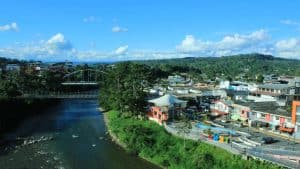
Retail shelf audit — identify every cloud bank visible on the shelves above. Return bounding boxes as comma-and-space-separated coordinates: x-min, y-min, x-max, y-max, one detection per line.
1, 29, 300, 61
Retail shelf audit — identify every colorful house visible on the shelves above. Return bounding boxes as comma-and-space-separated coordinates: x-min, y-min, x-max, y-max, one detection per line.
231, 103, 250, 122
231, 101, 280, 125
249, 109, 293, 132
148, 94, 187, 125
210, 100, 231, 116
147, 106, 168, 125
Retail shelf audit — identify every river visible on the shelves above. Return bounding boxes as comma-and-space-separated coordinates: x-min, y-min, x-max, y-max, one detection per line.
0, 99, 160, 169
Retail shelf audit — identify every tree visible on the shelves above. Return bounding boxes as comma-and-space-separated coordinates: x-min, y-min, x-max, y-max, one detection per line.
98, 62, 153, 117
226, 75, 233, 82
44, 69, 65, 91
0, 73, 21, 97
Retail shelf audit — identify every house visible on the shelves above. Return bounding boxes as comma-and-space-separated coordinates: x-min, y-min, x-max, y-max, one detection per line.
5, 64, 20, 72
231, 100, 279, 123
231, 100, 295, 134
231, 102, 251, 122
263, 74, 278, 83
197, 90, 227, 104
252, 83, 293, 106
278, 76, 300, 85
147, 94, 187, 125
148, 106, 169, 125
219, 81, 249, 91
176, 89, 189, 95
256, 84, 291, 96
294, 82, 300, 101
249, 108, 293, 133
209, 100, 232, 116
168, 75, 185, 86
226, 90, 249, 101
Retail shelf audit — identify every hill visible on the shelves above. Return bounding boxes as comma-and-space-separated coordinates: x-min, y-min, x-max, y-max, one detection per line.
135, 53, 300, 81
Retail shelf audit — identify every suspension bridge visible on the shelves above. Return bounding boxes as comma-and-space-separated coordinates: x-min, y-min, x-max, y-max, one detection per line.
17, 69, 105, 99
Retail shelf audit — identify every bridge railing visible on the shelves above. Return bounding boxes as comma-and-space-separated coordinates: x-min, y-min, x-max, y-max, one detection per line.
19, 90, 99, 99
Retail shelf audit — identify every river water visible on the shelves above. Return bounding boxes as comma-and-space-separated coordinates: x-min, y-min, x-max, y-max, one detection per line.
0, 99, 160, 169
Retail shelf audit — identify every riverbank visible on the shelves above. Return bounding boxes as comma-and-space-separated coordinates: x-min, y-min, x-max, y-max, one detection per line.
104, 110, 282, 169
103, 111, 164, 169
103, 111, 128, 149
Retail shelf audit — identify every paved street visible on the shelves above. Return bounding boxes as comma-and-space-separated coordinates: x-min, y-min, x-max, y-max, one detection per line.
214, 120, 300, 152
166, 121, 300, 169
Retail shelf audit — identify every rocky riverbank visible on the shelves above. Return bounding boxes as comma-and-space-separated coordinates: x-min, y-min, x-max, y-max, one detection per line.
0, 133, 67, 169
103, 112, 127, 149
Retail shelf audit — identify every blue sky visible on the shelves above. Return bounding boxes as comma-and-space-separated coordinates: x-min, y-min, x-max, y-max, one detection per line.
1, 0, 300, 61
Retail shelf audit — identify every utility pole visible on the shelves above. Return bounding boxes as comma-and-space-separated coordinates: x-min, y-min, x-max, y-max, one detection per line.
229, 108, 233, 148
293, 124, 296, 151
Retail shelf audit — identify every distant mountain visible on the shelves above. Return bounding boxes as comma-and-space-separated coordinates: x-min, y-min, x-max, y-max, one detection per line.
136, 53, 300, 81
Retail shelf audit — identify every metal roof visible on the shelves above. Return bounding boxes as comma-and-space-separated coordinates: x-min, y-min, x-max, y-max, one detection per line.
257, 84, 290, 90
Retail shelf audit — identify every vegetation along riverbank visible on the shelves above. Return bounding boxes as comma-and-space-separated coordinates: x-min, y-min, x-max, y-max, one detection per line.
105, 110, 281, 169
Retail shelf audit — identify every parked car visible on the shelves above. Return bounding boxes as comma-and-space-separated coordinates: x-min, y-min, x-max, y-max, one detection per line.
261, 137, 277, 144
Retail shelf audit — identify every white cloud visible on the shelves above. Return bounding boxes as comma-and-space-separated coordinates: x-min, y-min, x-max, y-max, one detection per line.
217, 29, 268, 49
115, 45, 128, 55
47, 33, 65, 44
280, 19, 300, 26
275, 38, 300, 59
46, 33, 73, 53
176, 29, 269, 56
0, 22, 18, 32
0, 33, 75, 61
112, 26, 128, 32
83, 16, 97, 23
275, 38, 299, 51
176, 35, 211, 53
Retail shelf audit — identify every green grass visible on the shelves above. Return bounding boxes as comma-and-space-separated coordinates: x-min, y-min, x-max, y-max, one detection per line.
107, 110, 282, 169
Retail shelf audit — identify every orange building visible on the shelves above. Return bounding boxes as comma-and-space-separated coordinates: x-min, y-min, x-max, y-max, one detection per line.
147, 106, 168, 125
292, 101, 300, 138
147, 94, 187, 125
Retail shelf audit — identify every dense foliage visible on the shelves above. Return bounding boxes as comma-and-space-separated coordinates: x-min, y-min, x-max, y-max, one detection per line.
99, 62, 154, 116
107, 111, 281, 169
135, 53, 300, 81
0, 57, 99, 97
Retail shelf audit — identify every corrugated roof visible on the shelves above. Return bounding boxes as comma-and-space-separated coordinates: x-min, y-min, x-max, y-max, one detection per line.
257, 84, 290, 90
234, 100, 290, 117
148, 94, 186, 107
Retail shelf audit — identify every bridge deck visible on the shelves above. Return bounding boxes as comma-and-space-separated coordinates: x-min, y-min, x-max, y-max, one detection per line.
18, 94, 98, 99
61, 82, 98, 85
